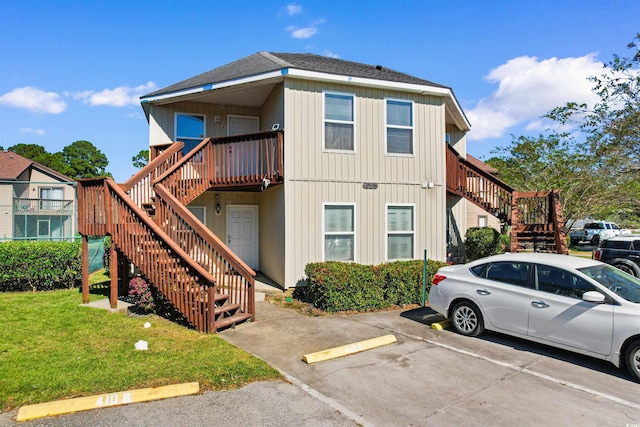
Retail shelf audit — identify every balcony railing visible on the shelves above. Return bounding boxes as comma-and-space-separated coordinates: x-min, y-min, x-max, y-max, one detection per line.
14, 198, 74, 213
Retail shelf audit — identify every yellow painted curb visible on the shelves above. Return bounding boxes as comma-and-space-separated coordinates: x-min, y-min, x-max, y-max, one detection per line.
303, 334, 397, 364
431, 319, 451, 330
16, 382, 199, 422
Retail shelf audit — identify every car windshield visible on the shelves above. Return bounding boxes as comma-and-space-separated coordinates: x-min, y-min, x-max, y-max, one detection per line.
579, 264, 640, 302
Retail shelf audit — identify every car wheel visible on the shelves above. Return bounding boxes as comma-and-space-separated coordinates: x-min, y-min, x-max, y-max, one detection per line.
614, 263, 640, 278
451, 301, 484, 337
625, 340, 640, 382
591, 235, 600, 246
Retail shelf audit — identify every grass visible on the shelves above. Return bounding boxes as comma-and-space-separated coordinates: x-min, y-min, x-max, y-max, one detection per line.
0, 271, 282, 412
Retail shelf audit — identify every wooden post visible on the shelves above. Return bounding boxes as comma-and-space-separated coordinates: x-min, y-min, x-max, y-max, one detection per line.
510, 191, 519, 253
110, 242, 118, 309
207, 286, 216, 333
82, 235, 89, 304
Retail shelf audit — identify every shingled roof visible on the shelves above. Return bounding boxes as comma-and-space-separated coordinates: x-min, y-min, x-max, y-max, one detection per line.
143, 51, 449, 99
0, 151, 73, 182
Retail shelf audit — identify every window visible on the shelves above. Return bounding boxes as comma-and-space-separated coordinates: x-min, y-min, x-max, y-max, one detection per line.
386, 99, 413, 155
39, 187, 64, 210
536, 264, 596, 299
324, 204, 355, 261
228, 115, 259, 136
176, 113, 205, 155
324, 92, 354, 151
387, 205, 414, 260
478, 216, 488, 227
187, 206, 206, 225
485, 262, 531, 287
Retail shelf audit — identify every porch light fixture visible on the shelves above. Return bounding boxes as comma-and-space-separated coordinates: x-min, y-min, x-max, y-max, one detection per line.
215, 194, 222, 215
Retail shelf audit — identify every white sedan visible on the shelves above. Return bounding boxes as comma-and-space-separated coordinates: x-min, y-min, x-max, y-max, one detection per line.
429, 253, 640, 382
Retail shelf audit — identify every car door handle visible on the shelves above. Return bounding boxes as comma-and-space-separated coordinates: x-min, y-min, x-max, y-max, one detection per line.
476, 289, 491, 296
531, 301, 549, 308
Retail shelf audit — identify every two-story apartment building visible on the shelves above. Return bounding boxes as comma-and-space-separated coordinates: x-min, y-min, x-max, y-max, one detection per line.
0, 151, 77, 241
139, 52, 472, 288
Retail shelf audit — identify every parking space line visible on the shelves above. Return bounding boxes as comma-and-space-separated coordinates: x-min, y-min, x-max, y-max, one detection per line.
394, 329, 640, 411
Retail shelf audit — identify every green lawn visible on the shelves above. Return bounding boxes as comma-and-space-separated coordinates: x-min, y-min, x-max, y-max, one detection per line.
0, 272, 281, 412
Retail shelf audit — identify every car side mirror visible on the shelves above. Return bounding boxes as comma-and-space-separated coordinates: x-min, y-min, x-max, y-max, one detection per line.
583, 291, 606, 303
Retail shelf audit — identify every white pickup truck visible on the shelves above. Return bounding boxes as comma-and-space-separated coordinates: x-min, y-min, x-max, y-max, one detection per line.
568, 221, 628, 246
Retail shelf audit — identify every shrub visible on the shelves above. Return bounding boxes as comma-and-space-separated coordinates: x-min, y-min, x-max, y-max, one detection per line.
295, 259, 447, 313
465, 227, 502, 261
128, 276, 155, 313
0, 241, 81, 292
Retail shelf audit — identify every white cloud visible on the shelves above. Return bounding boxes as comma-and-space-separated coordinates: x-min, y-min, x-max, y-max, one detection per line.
466, 54, 603, 140
286, 2, 302, 15
0, 86, 66, 114
20, 127, 46, 136
69, 82, 158, 107
322, 50, 339, 59
286, 25, 318, 39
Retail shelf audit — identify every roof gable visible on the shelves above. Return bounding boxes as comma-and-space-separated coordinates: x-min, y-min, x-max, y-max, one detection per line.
0, 151, 73, 182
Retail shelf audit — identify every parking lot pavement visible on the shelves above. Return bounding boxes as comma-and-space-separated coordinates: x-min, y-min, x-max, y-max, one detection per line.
221, 302, 640, 426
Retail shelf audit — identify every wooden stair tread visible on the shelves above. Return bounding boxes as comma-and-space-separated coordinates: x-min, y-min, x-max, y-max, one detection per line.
214, 303, 240, 315
215, 312, 252, 330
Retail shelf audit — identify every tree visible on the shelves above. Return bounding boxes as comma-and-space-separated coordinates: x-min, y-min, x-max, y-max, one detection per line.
8, 143, 69, 176
487, 35, 640, 227
132, 149, 149, 169
61, 140, 110, 179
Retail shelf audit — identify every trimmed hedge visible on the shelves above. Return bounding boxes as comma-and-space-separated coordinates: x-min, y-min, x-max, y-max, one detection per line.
295, 259, 448, 313
0, 241, 82, 292
465, 227, 502, 261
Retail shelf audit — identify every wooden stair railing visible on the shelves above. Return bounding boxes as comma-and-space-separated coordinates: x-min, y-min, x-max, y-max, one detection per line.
153, 183, 255, 325
446, 144, 514, 222
154, 130, 284, 207
446, 144, 567, 255
120, 141, 184, 212
510, 190, 568, 254
78, 178, 240, 332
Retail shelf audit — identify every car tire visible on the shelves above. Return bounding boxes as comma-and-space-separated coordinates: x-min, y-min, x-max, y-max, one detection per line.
615, 262, 640, 278
451, 301, 484, 337
591, 235, 600, 246
625, 340, 640, 383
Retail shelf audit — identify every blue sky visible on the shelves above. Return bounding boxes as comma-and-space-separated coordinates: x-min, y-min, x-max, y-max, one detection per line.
1, 0, 638, 182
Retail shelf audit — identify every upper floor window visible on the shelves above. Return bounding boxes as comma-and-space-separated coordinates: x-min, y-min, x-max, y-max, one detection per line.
387, 205, 414, 260
39, 187, 64, 210
324, 92, 354, 151
324, 204, 355, 261
175, 113, 205, 155
386, 99, 413, 155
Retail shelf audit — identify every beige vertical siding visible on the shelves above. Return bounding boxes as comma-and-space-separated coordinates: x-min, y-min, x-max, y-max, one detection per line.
189, 187, 286, 286
0, 185, 13, 239
282, 79, 449, 287
466, 202, 501, 231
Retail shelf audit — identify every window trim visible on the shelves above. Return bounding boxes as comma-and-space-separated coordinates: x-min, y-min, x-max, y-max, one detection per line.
384, 98, 414, 157
175, 112, 206, 143
322, 91, 356, 153
385, 203, 416, 261
322, 202, 356, 262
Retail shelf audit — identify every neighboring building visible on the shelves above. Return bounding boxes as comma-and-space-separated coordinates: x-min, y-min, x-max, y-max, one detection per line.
139, 52, 473, 288
0, 151, 77, 241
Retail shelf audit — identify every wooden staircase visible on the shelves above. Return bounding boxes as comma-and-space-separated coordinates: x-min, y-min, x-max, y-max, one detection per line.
446, 145, 568, 255
78, 130, 284, 333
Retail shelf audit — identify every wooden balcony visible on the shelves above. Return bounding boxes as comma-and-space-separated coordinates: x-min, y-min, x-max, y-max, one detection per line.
154, 130, 284, 206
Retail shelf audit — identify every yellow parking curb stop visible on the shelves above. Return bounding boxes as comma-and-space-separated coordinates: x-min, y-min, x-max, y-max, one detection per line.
303, 334, 397, 364
431, 319, 451, 330
16, 382, 200, 421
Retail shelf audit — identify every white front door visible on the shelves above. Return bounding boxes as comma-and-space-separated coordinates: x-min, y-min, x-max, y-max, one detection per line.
227, 205, 258, 270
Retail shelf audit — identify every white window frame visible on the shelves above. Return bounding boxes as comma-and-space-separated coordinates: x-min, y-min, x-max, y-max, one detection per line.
385, 203, 416, 261
322, 91, 356, 153
39, 186, 64, 210
385, 98, 414, 156
322, 202, 356, 262
175, 112, 206, 150
227, 114, 260, 136
478, 215, 488, 228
